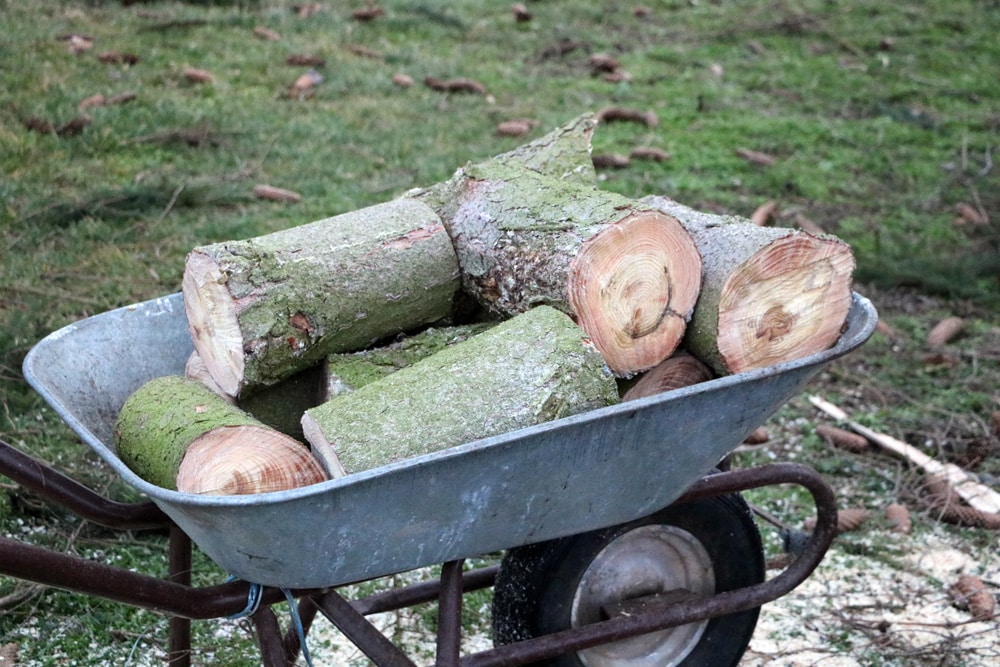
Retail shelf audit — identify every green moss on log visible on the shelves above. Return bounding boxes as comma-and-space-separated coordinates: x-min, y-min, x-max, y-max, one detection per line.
115, 375, 264, 489
325, 322, 496, 393
302, 306, 618, 475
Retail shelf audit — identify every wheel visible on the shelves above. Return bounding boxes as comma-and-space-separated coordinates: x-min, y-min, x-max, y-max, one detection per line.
492, 492, 764, 667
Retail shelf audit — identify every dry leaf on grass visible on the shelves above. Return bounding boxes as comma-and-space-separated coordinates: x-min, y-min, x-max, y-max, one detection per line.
107, 91, 138, 106
253, 26, 281, 41
61, 34, 94, 54
423, 77, 486, 95
253, 184, 302, 203
286, 54, 326, 67
603, 69, 632, 82
793, 212, 825, 235
512, 3, 532, 22
98, 51, 139, 65
290, 70, 324, 94
75, 89, 134, 111
751, 200, 778, 226
743, 426, 771, 445
953, 202, 987, 226
347, 44, 384, 59
183, 67, 214, 84
391, 72, 414, 88
591, 153, 630, 169
23, 117, 55, 134
56, 115, 91, 137
496, 119, 536, 137
629, 146, 670, 162
596, 106, 658, 127
588, 53, 620, 73
352, 6, 385, 21
926, 316, 963, 347
736, 147, 776, 166
294, 3, 322, 18
875, 319, 901, 339
78, 93, 106, 111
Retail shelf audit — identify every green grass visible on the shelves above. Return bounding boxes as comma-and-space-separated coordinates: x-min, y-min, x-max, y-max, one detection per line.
1, 0, 999, 664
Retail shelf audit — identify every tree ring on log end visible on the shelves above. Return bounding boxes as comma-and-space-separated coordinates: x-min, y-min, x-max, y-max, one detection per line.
567, 211, 702, 376
183, 252, 245, 397
717, 235, 854, 373
176, 425, 328, 495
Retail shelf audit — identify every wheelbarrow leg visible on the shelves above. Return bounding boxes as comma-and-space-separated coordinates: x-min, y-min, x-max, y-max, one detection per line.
314, 589, 418, 667
168, 526, 193, 667
436, 560, 464, 667
283, 595, 320, 664
253, 606, 292, 667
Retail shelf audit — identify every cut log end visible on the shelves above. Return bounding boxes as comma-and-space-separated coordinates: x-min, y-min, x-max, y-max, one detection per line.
622, 351, 713, 401
176, 425, 329, 495
183, 252, 245, 397
716, 234, 855, 373
568, 210, 702, 376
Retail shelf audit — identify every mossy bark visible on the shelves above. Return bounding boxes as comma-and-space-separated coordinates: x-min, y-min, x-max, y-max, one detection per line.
641, 196, 856, 375
183, 198, 461, 398
324, 322, 496, 396
115, 375, 265, 489
418, 162, 702, 376
301, 305, 619, 476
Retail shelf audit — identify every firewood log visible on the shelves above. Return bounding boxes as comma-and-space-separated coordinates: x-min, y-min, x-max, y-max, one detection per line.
182, 198, 461, 398
418, 163, 702, 377
621, 352, 714, 401
114, 375, 327, 493
301, 305, 619, 476
642, 196, 855, 375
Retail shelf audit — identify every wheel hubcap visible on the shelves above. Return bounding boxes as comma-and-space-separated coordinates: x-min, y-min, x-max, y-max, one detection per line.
570, 525, 715, 667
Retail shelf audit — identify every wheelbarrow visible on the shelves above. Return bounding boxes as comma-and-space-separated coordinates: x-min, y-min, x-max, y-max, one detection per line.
1, 290, 878, 666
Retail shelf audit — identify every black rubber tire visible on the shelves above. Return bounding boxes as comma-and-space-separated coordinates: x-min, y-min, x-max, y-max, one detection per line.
492, 492, 765, 667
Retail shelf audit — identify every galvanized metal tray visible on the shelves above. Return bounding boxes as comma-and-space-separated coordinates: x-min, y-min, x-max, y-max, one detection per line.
23, 292, 877, 589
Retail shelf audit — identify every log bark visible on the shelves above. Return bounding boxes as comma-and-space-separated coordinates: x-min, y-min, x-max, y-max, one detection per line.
186, 351, 327, 440
419, 163, 702, 376
182, 198, 461, 398
642, 195, 855, 375
301, 305, 619, 476
324, 322, 495, 397
115, 375, 327, 493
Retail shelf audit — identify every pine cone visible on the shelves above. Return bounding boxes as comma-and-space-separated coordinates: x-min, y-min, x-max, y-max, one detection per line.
950, 574, 996, 621
815, 424, 869, 453
884, 503, 911, 534
930, 502, 1000, 529
803, 507, 870, 534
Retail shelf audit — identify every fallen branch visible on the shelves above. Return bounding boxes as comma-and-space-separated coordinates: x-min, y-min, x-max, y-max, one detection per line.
809, 396, 1000, 515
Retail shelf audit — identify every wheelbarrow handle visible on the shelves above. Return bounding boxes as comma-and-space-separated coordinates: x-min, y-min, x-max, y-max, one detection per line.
0, 437, 168, 530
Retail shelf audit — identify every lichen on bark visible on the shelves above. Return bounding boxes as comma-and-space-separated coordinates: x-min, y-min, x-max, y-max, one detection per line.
302, 305, 619, 475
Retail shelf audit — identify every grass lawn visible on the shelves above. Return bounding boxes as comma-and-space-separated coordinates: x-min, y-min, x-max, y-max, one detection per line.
1, 1, 998, 665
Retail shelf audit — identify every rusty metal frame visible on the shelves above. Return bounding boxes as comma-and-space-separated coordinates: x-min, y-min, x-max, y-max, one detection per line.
0, 437, 837, 667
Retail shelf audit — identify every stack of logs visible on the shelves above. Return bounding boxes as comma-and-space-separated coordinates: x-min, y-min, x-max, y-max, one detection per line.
114, 114, 856, 494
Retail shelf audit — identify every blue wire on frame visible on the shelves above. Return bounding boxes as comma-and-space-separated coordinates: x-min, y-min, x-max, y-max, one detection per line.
226, 578, 314, 667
